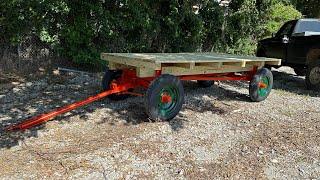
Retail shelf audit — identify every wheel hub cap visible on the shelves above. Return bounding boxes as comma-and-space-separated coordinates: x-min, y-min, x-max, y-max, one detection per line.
258, 82, 268, 89
258, 76, 270, 97
158, 86, 178, 116
161, 93, 172, 103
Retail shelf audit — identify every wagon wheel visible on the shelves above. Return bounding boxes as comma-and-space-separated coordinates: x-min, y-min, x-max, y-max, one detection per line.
102, 68, 131, 100
249, 68, 273, 102
306, 62, 320, 90
145, 74, 184, 121
197, 80, 214, 88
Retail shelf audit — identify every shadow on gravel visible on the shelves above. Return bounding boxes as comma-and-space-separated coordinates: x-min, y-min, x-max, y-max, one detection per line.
0, 72, 103, 150
0, 73, 191, 149
272, 70, 320, 97
184, 80, 251, 103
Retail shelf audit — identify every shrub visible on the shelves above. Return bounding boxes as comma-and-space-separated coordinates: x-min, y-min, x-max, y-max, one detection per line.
0, 0, 303, 67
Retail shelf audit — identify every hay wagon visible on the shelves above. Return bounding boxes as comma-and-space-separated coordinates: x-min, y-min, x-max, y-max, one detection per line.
7, 53, 281, 131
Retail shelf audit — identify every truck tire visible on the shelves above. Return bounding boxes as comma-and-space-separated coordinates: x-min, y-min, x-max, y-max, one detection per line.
145, 74, 184, 121
249, 68, 273, 102
306, 62, 320, 90
102, 69, 130, 100
197, 80, 214, 88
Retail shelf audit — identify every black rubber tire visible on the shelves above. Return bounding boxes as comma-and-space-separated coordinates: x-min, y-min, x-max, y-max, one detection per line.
293, 67, 306, 76
197, 80, 214, 88
145, 74, 184, 121
249, 68, 273, 102
101, 69, 130, 100
306, 62, 320, 90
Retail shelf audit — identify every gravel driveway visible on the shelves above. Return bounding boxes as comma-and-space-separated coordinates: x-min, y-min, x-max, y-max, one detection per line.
0, 67, 319, 179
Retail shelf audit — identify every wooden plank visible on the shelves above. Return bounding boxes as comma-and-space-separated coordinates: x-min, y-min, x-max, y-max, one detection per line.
108, 62, 117, 70
195, 62, 222, 68
265, 61, 281, 66
190, 62, 195, 69
246, 61, 265, 67
102, 53, 281, 65
108, 62, 155, 77
101, 53, 161, 70
137, 67, 155, 77
222, 61, 246, 67
108, 62, 133, 70
162, 66, 253, 76
101, 53, 282, 77
162, 62, 195, 69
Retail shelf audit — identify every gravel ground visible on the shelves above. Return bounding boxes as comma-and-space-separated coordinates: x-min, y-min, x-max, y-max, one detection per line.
0, 67, 319, 179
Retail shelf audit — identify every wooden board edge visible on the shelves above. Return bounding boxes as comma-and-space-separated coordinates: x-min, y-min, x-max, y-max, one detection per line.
101, 53, 161, 70
162, 66, 253, 76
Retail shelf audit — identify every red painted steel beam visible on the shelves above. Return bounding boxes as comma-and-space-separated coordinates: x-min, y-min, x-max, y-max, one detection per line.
6, 67, 258, 131
6, 84, 133, 131
6, 69, 152, 131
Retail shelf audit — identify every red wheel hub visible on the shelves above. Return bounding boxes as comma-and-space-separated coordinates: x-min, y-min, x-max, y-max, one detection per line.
258, 82, 267, 88
161, 93, 172, 103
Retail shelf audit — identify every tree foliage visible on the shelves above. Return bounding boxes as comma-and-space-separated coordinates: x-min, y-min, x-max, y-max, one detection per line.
265, 2, 301, 36
0, 0, 308, 67
291, 0, 320, 18
224, 0, 301, 55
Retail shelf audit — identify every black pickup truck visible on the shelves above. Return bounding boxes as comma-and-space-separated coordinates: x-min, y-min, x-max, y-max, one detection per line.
257, 18, 320, 90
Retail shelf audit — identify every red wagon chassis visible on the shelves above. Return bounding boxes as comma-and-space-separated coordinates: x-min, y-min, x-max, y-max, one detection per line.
7, 68, 258, 131
6, 53, 280, 131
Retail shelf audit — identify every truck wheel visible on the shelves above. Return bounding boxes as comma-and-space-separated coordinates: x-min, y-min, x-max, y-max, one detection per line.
197, 80, 214, 88
293, 67, 306, 76
249, 68, 273, 102
102, 69, 130, 100
145, 74, 184, 121
306, 62, 320, 90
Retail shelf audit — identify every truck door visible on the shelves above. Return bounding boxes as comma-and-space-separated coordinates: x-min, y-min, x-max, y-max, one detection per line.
286, 36, 307, 65
287, 20, 320, 64
266, 21, 296, 61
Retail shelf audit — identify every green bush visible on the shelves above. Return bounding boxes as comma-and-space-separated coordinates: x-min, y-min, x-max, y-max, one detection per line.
56, 0, 204, 66
0, 0, 304, 67
199, 1, 224, 52
264, 3, 302, 37
224, 0, 302, 55
225, 0, 260, 55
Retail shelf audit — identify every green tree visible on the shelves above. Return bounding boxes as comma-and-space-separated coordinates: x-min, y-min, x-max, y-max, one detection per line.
0, 0, 307, 68
56, 0, 205, 66
264, 2, 302, 37
199, 1, 224, 52
223, 0, 301, 55
291, 0, 320, 18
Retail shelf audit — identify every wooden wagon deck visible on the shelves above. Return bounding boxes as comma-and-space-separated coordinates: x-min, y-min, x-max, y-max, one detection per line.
101, 53, 281, 77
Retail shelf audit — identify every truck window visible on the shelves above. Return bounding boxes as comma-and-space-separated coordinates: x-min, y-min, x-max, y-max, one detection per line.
294, 20, 320, 33
276, 21, 296, 37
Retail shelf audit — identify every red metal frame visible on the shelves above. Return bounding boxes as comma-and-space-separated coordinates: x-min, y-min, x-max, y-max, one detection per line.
6, 69, 152, 131
6, 67, 257, 131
